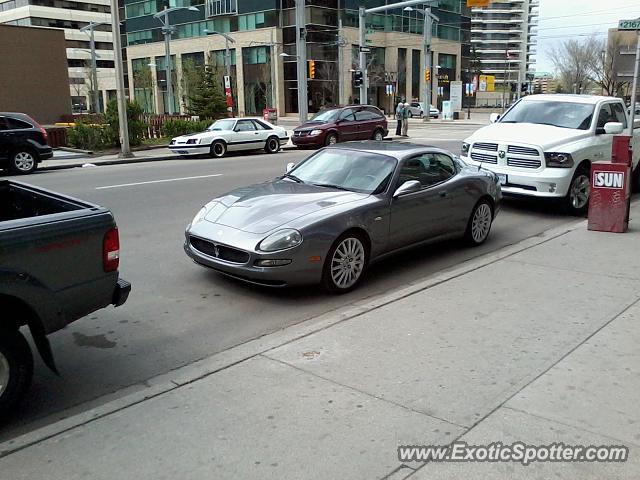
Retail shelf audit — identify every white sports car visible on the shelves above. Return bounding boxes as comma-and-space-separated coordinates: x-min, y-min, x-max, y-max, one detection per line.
169, 118, 289, 158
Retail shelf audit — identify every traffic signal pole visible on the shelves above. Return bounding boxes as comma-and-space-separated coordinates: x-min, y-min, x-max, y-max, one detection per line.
358, 0, 438, 108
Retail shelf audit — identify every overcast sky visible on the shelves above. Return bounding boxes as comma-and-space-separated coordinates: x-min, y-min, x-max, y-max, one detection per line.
536, 0, 640, 73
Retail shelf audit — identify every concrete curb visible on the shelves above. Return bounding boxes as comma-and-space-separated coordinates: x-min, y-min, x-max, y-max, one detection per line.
0, 216, 587, 458
40, 145, 301, 171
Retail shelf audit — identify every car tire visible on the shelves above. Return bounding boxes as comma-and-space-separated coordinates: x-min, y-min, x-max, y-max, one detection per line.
321, 232, 369, 294
264, 136, 280, 154
464, 199, 493, 246
564, 165, 590, 216
325, 133, 338, 146
209, 140, 227, 158
372, 129, 384, 141
9, 149, 38, 175
0, 328, 33, 419
633, 164, 640, 193
408, 111, 413, 118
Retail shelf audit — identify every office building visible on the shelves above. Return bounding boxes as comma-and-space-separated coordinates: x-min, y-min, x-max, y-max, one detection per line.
470, 0, 538, 101
0, 0, 116, 112
123, 0, 472, 116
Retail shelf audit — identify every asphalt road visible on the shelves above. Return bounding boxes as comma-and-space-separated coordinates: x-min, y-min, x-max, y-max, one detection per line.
1, 135, 577, 441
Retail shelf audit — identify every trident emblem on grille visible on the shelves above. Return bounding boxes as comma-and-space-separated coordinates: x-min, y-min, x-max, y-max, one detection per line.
213, 244, 220, 257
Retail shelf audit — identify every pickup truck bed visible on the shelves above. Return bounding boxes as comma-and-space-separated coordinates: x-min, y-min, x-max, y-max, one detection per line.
0, 180, 130, 417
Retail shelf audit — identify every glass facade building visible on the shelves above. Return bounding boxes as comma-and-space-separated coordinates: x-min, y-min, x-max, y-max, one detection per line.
123, 0, 470, 115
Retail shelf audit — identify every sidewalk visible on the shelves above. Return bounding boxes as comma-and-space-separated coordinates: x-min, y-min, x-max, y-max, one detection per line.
2, 205, 638, 479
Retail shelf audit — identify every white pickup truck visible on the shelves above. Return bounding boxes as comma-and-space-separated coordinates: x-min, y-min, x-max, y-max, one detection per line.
461, 95, 640, 214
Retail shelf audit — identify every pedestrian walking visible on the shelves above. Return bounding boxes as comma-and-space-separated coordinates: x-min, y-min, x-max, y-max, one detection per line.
395, 102, 403, 136
401, 102, 410, 137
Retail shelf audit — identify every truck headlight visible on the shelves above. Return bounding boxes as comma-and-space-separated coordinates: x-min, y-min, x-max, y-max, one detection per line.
310, 129, 323, 136
461, 142, 470, 155
545, 152, 574, 168
258, 229, 303, 252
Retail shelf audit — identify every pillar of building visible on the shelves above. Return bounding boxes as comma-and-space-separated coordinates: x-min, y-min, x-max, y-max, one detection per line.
235, 46, 245, 117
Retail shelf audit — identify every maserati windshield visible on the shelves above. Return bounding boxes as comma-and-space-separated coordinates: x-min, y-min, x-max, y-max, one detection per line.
288, 149, 396, 194
499, 101, 595, 130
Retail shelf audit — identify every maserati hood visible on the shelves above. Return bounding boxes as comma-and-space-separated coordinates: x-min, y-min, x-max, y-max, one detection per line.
202, 180, 368, 234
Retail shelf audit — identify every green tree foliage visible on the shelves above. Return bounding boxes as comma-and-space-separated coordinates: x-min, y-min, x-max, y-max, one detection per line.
187, 65, 228, 119
105, 100, 147, 147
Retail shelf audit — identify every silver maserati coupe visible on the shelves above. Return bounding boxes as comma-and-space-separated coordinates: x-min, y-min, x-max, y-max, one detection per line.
184, 142, 502, 293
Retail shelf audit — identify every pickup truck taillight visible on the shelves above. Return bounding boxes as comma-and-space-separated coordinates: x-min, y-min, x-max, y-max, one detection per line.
103, 227, 120, 272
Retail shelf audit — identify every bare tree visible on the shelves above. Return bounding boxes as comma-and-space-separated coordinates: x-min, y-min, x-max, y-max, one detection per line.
587, 36, 629, 96
550, 37, 598, 94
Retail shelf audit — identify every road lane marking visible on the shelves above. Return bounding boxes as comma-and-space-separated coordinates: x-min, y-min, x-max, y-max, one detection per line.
96, 174, 223, 190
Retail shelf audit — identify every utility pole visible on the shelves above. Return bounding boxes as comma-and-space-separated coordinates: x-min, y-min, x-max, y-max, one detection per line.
295, 0, 308, 122
358, 6, 367, 104
338, 18, 345, 106
80, 22, 107, 113
108, 0, 131, 157
358, 0, 438, 107
154, 6, 198, 114
423, 7, 437, 122
628, 30, 640, 136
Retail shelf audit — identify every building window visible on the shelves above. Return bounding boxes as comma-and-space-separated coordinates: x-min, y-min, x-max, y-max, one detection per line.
71, 96, 88, 113
397, 48, 407, 101
238, 11, 264, 30
242, 46, 272, 115
69, 77, 86, 84
132, 57, 155, 113
439, 53, 456, 70
206, 0, 236, 17
412, 49, 420, 100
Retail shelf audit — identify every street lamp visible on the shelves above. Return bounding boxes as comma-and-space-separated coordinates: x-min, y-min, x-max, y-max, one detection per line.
205, 30, 237, 116
79, 21, 108, 113
153, 6, 199, 114
404, 6, 438, 122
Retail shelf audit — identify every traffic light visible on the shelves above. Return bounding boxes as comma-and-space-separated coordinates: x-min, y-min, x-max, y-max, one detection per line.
521, 82, 528, 92
354, 70, 363, 87
424, 69, 431, 82
308, 60, 315, 79
510, 82, 517, 93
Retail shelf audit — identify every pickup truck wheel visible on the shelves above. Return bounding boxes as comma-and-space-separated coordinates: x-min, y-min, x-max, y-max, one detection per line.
565, 166, 590, 216
0, 329, 33, 418
633, 165, 640, 193
9, 150, 38, 175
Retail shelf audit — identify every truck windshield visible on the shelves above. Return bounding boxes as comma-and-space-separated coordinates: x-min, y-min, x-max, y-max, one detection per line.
499, 101, 595, 130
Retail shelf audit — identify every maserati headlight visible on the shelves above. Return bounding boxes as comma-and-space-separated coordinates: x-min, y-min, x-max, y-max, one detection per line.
310, 129, 323, 136
258, 229, 303, 252
191, 206, 208, 226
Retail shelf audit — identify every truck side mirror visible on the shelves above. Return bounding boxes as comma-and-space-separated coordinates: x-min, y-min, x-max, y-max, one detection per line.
489, 113, 501, 123
603, 122, 624, 135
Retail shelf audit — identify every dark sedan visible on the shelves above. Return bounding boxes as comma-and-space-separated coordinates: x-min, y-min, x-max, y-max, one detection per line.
292, 105, 388, 148
185, 142, 501, 293
0, 112, 52, 174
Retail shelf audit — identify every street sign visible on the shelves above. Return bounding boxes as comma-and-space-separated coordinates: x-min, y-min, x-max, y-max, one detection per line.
359, 46, 371, 53
619, 19, 640, 30
450, 81, 463, 111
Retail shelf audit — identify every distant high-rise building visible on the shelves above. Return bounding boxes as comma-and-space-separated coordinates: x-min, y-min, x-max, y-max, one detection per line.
470, 0, 538, 98
532, 71, 557, 94
0, 0, 116, 113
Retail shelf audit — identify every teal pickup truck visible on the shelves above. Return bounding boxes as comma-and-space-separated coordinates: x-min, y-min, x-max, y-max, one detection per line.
0, 180, 130, 416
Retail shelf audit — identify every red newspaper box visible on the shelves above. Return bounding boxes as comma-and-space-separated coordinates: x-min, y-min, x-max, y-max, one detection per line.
588, 161, 631, 233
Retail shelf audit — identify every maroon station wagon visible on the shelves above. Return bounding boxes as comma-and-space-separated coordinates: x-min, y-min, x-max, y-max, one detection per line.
292, 105, 388, 148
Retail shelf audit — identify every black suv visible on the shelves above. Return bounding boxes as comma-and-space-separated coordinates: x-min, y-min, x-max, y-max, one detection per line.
0, 112, 53, 174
